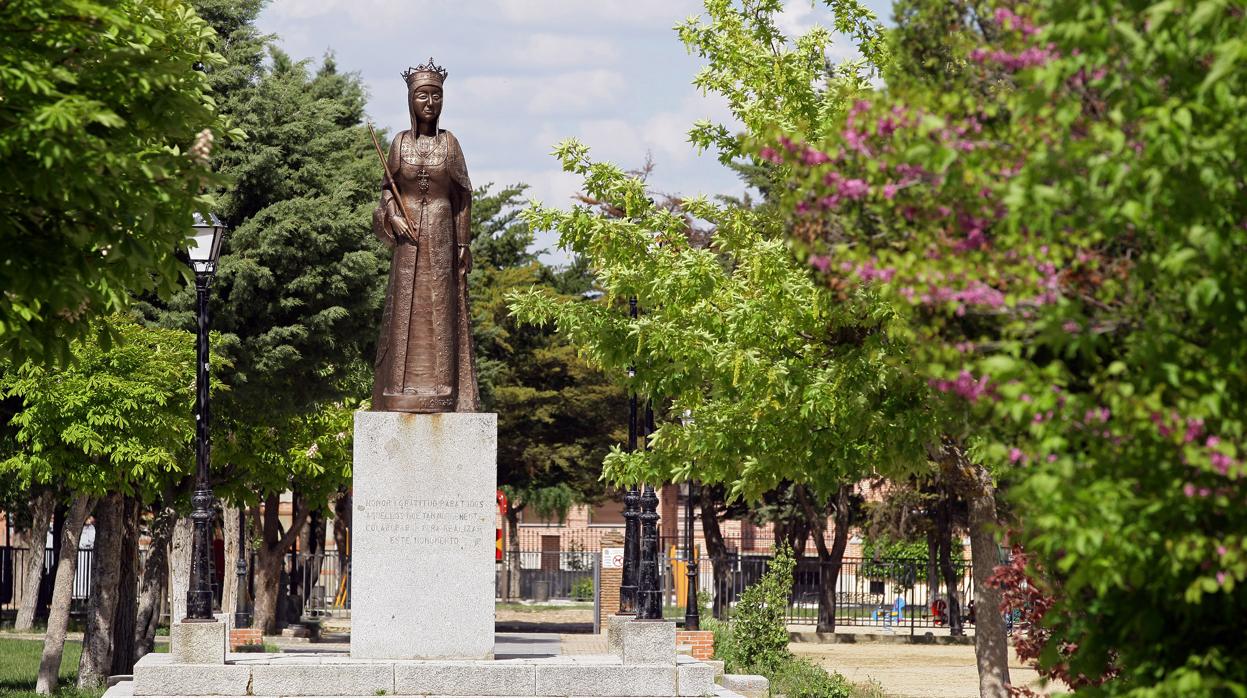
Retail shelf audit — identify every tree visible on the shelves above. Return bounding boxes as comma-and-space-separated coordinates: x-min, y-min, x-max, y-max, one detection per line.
139, 0, 388, 632
0, 0, 234, 364
0, 315, 209, 691
468, 182, 627, 593
777, 0, 1247, 694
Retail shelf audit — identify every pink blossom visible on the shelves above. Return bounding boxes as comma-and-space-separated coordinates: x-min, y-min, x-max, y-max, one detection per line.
1184, 418, 1205, 444
808, 255, 831, 273
1217, 571, 1227, 585
1184, 483, 1197, 497
802, 147, 830, 165
931, 370, 992, 402
1211, 452, 1234, 475
1206, 436, 1222, 448
842, 128, 870, 156
1009, 448, 1025, 464
1020, 393, 1033, 403
1047, 454, 1057, 463
840, 179, 870, 200
1218, 545, 1228, 557
882, 183, 899, 199
759, 147, 782, 163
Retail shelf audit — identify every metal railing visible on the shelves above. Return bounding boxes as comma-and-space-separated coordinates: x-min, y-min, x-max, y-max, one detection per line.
496, 552, 596, 602
655, 553, 975, 630
0, 546, 96, 616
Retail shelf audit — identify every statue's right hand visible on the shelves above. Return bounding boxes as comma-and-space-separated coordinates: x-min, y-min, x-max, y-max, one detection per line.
389, 215, 412, 242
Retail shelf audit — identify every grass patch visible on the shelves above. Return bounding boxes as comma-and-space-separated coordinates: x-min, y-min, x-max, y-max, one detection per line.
0, 637, 101, 698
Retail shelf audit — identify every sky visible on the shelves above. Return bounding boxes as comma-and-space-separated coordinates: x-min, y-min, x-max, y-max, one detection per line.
257, 0, 891, 262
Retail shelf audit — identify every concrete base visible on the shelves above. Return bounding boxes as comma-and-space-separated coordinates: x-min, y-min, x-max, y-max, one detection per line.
606, 615, 633, 657
351, 411, 497, 660
124, 653, 723, 698
621, 620, 677, 666
170, 621, 225, 665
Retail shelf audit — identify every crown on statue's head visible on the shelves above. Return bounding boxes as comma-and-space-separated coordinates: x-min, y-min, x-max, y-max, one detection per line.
402, 58, 448, 87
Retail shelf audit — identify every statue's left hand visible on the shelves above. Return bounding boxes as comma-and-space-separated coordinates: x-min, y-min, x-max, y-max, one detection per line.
458, 244, 472, 275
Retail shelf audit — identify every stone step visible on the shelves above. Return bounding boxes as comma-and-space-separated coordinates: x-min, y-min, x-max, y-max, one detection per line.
109, 686, 745, 698
130, 654, 720, 698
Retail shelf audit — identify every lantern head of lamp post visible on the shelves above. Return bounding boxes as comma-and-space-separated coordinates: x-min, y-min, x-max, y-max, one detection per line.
189, 212, 227, 275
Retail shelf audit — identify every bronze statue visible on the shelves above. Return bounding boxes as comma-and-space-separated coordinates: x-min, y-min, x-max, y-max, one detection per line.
369, 59, 479, 413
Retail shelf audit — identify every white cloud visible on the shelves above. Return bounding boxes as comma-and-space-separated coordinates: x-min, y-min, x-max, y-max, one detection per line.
776, 0, 819, 38
493, 0, 703, 26
511, 33, 620, 68
457, 70, 625, 116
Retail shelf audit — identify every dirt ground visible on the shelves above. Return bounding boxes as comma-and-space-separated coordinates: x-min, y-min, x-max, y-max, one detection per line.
494, 604, 594, 625
793, 643, 1057, 698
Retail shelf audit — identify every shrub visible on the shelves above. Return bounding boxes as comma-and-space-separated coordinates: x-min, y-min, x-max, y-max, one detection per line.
768, 657, 854, 698
570, 577, 594, 601
730, 543, 796, 674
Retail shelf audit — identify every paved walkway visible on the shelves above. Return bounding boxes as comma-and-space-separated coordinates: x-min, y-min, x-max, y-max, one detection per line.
559, 633, 608, 656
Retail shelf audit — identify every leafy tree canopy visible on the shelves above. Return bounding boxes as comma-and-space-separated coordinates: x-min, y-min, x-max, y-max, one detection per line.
0, 0, 237, 365
0, 315, 221, 499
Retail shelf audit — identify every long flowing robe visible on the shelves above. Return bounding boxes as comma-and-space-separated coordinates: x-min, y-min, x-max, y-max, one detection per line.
370, 128, 479, 412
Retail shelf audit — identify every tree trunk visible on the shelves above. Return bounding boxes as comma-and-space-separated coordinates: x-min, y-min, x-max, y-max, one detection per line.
936, 486, 964, 636
251, 494, 310, 634
698, 487, 731, 621
333, 491, 350, 605
36, 494, 94, 695
169, 516, 193, 624
79, 493, 124, 688
926, 524, 940, 619
110, 496, 140, 676
966, 462, 1011, 698
136, 508, 175, 660
14, 489, 55, 631
798, 485, 851, 634
222, 504, 239, 624
251, 546, 283, 635
504, 509, 521, 601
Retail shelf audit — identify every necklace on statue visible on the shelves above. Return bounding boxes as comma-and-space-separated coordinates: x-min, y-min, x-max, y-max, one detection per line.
413, 133, 436, 159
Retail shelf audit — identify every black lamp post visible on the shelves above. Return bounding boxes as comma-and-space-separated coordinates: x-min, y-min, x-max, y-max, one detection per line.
620, 298, 640, 616
679, 410, 700, 630
234, 508, 250, 628
683, 480, 700, 631
184, 212, 226, 622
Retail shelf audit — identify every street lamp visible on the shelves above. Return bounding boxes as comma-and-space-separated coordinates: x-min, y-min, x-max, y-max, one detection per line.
680, 411, 700, 631
185, 212, 227, 621
620, 297, 640, 616
234, 508, 250, 628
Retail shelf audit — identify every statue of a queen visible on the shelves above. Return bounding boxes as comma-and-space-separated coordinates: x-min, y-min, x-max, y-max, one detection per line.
370, 58, 479, 413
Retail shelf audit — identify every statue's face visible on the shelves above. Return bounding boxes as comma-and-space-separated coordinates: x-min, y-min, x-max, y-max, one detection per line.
409, 85, 443, 126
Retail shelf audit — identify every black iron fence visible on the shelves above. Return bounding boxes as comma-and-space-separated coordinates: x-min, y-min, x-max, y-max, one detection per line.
0, 546, 96, 616
286, 551, 350, 615
656, 553, 974, 630
496, 551, 596, 602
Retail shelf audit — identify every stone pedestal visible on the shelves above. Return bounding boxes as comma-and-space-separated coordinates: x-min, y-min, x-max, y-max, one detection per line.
350, 411, 497, 660
170, 620, 225, 664
622, 619, 677, 666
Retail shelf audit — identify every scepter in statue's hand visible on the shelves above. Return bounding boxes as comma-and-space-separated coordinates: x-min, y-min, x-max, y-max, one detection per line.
368, 121, 418, 246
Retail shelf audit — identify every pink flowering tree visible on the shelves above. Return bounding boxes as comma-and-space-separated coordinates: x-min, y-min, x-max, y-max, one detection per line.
777, 0, 1247, 695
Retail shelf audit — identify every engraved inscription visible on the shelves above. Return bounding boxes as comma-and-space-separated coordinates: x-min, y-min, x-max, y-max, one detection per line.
356, 496, 492, 549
